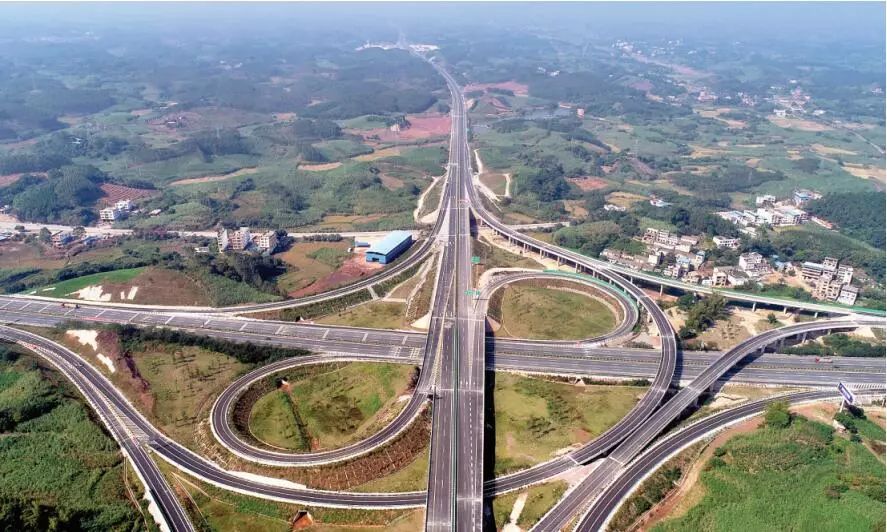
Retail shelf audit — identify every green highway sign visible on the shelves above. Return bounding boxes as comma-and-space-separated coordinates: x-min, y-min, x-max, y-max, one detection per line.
471, 256, 481, 264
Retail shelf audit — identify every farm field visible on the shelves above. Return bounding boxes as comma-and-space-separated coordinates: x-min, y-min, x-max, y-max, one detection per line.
488, 372, 645, 475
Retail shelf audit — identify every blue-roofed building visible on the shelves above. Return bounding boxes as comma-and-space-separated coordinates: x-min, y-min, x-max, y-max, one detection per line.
366, 231, 413, 264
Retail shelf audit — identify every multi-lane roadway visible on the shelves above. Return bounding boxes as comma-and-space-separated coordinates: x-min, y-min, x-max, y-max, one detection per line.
534, 316, 884, 530
0, 48, 884, 532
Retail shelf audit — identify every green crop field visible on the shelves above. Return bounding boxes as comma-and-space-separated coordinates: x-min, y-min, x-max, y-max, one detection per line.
654, 416, 886, 532
249, 362, 415, 451
0, 349, 143, 529
27, 267, 146, 297
489, 372, 644, 475
495, 284, 618, 340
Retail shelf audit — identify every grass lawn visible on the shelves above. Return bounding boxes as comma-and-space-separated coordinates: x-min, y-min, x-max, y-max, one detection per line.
27, 267, 145, 297
249, 362, 415, 451
134, 344, 250, 448
480, 172, 508, 196
489, 481, 569, 530
654, 416, 886, 532
495, 284, 617, 340
316, 301, 407, 329
352, 448, 429, 493
489, 372, 644, 475
249, 390, 303, 449
159, 459, 420, 531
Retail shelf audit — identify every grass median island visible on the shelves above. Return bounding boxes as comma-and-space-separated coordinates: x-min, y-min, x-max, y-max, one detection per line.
157, 458, 424, 532
316, 301, 407, 329
652, 412, 886, 532
489, 481, 569, 530
488, 372, 645, 475
492, 283, 619, 340
248, 362, 417, 452
0, 347, 144, 530
352, 447, 430, 493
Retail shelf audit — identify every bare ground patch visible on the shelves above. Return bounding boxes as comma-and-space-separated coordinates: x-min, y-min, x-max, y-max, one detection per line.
298, 162, 342, 172
568, 176, 609, 191
170, 167, 258, 186
768, 116, 833, 132
463, 80, 529, 97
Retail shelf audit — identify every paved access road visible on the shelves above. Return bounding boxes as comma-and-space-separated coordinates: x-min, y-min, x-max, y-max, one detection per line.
533, 316, 885, 531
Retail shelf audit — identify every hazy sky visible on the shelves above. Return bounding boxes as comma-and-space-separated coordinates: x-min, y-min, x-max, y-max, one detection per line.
0, 2, 884, 45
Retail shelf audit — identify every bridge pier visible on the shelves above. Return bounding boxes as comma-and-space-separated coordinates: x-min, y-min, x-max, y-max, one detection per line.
814, 311, 819, 319
752, 302, 757, 311
659, 285, 663, 295
783, 306, 788, 314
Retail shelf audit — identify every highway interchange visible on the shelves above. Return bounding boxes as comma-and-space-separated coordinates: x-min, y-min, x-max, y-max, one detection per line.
1, 51, 884, 532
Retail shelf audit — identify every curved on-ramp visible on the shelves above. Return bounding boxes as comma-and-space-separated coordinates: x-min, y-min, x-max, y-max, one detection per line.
532, 316, 885, 531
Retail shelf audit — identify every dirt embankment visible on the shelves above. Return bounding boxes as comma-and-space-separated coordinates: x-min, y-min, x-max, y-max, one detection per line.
289, 254, 383, 298
95, 329, 155, 414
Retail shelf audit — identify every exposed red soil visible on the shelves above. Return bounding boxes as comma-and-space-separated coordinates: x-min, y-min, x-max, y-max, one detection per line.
99, 183, 159, 206
568, 176, 609, 191
289, 254, 384, 297
463, 81, 529, 97
96, 329, 155, 414
351, 113, 451, 143
637, 416, 761, 531
0, 172, 46, 187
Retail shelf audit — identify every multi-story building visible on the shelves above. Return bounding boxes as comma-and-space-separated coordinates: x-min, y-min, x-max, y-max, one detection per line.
643, 228, 679, 248
801, 261, 826, 283
228, 227, 251, 251
814, 275, 843, 301
793, 189, 822, 206
755, 194, 776, 207
217, 226, 252, 252
99, 200, 133, 223
738, 252, 769, 276
836, 265, 854, 285
712, 236, 741, 250
710, 267, 729, 287
837, 285, 859, 306
99, 207, 119, 222
50, 231, 73, 249
255, 231, 278, 253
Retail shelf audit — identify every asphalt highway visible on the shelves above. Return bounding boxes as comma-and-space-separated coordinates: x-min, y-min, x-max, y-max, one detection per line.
1, 304, 882, 387
533, 317, 885, 531
425, 53, 484, 530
